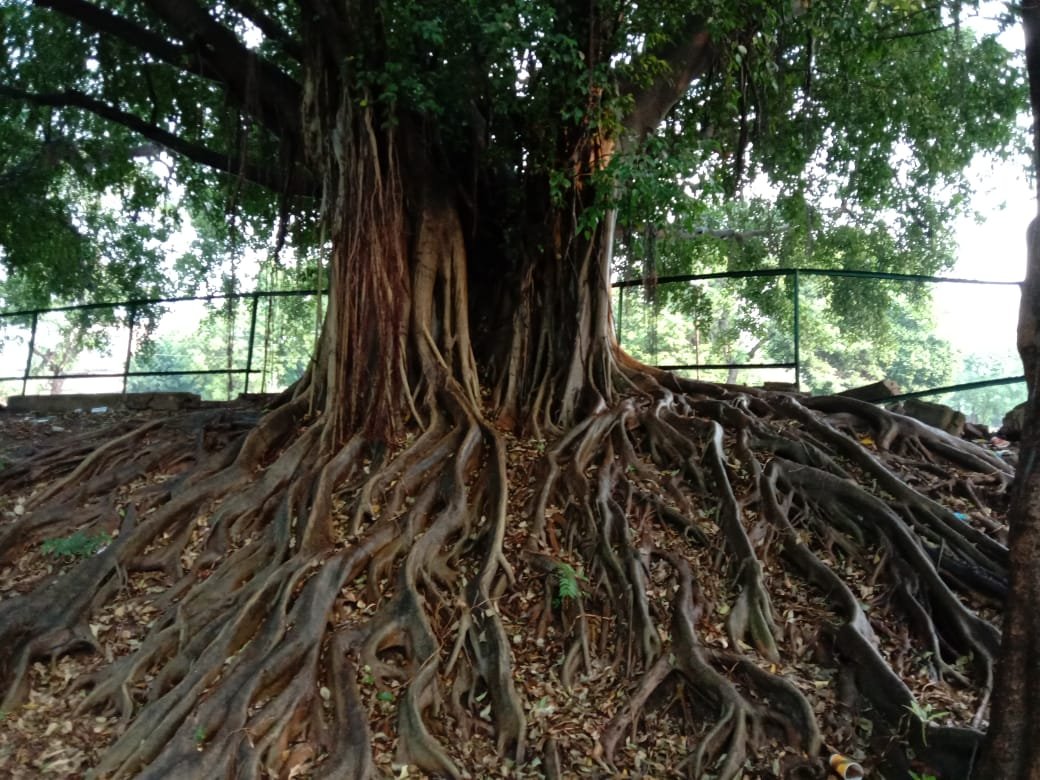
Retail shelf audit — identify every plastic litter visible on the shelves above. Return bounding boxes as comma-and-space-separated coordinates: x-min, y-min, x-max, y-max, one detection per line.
829, 753, 865, 779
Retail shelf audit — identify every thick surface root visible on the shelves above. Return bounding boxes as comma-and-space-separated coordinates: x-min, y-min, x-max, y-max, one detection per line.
0, 379, 1010, 778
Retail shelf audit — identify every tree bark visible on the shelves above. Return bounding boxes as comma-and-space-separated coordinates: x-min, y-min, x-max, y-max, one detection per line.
974, 2, 1040, 776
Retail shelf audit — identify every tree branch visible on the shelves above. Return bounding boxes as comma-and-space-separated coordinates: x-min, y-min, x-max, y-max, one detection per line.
619, 17, 715, 143
36, 0, 190, 68
0, 85, 315, 196
141, 0, 302, 124
617, 225, 788, 244
39, 0, 303, 147
680, 226, 782, 241
879, 22, 957, 41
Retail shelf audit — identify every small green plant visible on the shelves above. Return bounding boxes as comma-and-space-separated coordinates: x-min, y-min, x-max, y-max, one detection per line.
377, 690, 395, 703
554, 562, 584, 605
193, 725, 206, 745
909, 772, 937, 780
40, 530, 111, 559
904, 701, 949, 746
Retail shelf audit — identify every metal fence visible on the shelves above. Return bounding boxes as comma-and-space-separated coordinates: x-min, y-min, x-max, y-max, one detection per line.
0, 289, 325, 400
613, 267, 1025, 409
0, 268, 1027, 418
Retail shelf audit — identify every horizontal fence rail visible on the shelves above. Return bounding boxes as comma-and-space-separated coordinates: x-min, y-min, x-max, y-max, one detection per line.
612, 266, 1024, 408
880, 376, 1027, 403
612, 267, 1024, 288
0, 268, 1026, 410
0, 288, 326, 397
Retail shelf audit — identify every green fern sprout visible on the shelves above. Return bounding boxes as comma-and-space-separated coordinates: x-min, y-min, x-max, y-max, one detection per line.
555, 562, 583, 602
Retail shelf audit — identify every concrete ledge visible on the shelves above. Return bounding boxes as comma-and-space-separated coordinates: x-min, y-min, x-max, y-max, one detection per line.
6, 392, 201, 413
897, 398, 966, 437
838, 379, 901, 402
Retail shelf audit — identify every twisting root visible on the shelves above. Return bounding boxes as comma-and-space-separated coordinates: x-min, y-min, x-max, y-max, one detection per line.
0, 364, 1011, 777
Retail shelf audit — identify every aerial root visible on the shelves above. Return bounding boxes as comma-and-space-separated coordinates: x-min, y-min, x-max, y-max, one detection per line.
91, 525, 393, 780
0, 504, 142, 712
65, 382, 520, 779
598, 653, 673, 765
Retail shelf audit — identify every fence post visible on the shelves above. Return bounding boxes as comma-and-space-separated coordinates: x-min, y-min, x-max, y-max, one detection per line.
244, 292, 260, 395
793, 270, 801, 390
22, 311, 38, 396
122, 304, 137, 394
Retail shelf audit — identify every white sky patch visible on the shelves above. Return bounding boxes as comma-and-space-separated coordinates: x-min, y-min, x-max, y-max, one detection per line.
239, 20, 263, 50
935, 153, 1031, 361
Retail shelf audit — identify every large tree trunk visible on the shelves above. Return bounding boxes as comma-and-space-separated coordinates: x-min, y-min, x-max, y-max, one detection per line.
976, 370, 1040, 777
296, 22, 484, 446
481, 167, 619, 435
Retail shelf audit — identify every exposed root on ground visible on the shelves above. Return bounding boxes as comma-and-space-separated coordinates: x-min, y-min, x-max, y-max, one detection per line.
0, 374, 1011, 778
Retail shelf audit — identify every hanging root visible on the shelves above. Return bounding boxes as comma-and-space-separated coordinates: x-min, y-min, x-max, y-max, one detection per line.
0, 373, 1009, 778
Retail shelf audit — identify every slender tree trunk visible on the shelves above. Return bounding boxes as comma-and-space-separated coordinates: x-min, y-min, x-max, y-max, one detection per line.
974, 3, 1040, 776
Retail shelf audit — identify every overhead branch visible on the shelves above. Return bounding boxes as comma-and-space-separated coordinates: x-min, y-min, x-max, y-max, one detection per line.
879, 23, 956, 41
141, 0, 301, 107
37, 0, 190, 68
0, 84, 315, 196
34, 0, 266, 91
37, 0, 303, 148
680, 226, 783, 241
619, 17, 715, 144
616, 224, 787, 244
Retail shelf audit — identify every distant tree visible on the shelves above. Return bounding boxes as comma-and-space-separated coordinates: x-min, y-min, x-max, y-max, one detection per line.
614, 197, 958, 393
947, 352, 1027, 429
128, 288, 320, 399
0, 117, 176, 392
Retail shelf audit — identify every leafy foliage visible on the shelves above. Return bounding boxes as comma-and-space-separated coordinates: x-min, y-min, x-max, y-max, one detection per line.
1, 1, 1026, 298
905, 700, 950, 746
946, 352, 1027, 428
126, 285, 320, 400
39, 530, 111, 560
554, 562, 584, 603
615, 262, 956, 395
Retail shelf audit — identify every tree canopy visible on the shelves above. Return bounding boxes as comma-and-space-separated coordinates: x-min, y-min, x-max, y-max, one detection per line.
0, 1, 1025, 297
